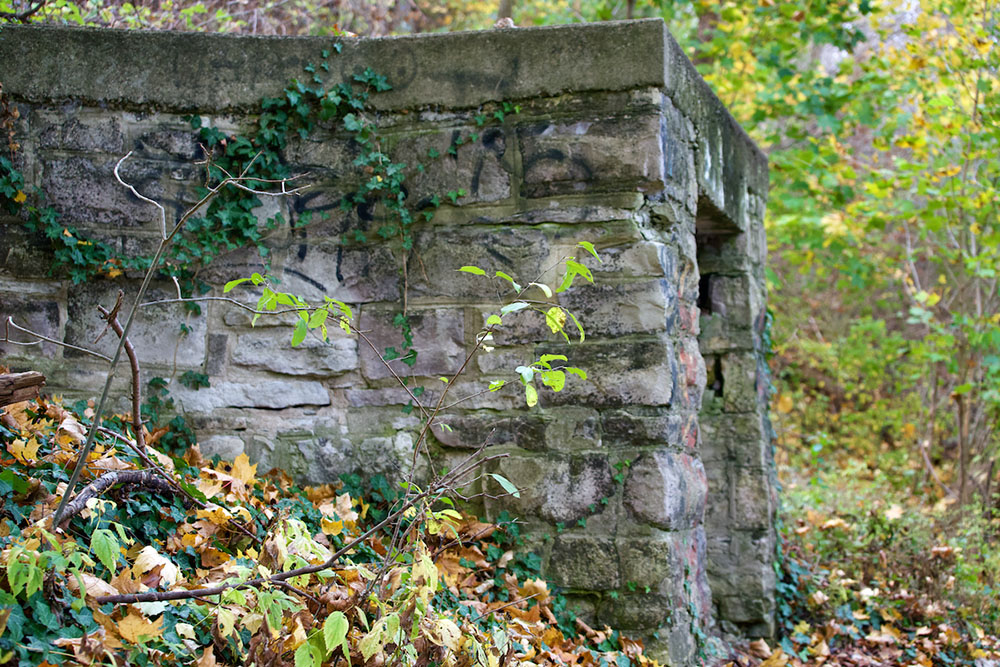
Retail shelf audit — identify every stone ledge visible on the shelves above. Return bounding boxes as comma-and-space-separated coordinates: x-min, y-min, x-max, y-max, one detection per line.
0, 20, 667, 112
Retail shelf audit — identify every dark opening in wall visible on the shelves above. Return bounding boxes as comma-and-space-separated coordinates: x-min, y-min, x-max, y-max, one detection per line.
698, 274, 713, 315
707, 354, 724, 396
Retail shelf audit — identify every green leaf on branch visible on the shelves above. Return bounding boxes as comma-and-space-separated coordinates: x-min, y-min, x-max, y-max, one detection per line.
500, 301, 529, 315
223, 277, 250, 293
490, 473, 520, 498
323, 612, 349, 657
494, 271, 521, 291
291, 319, 308, 347
556, 259, 595, 293
459, 265, 486, 276
545, 307, 567, 334
541, 370, 566, 392
577, 241, 601, 262
524, 383, 538, 407
529, 282, 553, 298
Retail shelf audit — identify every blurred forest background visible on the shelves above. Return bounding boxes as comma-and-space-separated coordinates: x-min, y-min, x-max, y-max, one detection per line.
2, 0, 998, 660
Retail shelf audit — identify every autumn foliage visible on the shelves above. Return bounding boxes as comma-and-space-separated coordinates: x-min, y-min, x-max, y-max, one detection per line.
0, 394, 656, 667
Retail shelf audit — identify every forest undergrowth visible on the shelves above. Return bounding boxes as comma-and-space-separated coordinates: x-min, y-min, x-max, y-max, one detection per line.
0, 391, 657, 667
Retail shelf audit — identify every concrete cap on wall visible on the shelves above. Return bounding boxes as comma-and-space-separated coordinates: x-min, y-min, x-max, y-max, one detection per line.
0, 18, 767, 217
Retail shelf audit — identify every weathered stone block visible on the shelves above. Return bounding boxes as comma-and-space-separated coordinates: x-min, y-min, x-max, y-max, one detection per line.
487, 452, 613, 524
39, 156, 173, 229
699, 412, 767, 466
430, 410, 547, 451
283, 128, 358, 175
232, 328, 358, 376
731, 466, 772, 530
387, 126, 511, 204
721, 351, 759, 413
530, 337, 676, 408
65, 282, 207, 367
701, 459, 729, 528
36, 110, 124, 153
127, 118, 203, 161
432, 407, 599, 452
0, 226, 56, 279
519, 113, 665, 197
406, 226, 551, 300
556, 279, 674, 338
277, 242, 401, 304
675, 336, 705, 411
171, 379, 329, 412
591, 240, 672, 279
199, 434, 245, 460
601, 408, 682, 449
284, 430, 414, 485
599, 591, 674, 630
358, 307, 465, 380
548, 534, 620, 590
0, 285, 63, 359
624, 450, 706, 531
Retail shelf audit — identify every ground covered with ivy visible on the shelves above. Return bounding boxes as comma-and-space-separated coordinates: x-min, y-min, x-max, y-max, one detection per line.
0, 394, 657, 667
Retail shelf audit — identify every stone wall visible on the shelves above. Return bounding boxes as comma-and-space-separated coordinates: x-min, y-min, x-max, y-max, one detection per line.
0, 19, 774, 663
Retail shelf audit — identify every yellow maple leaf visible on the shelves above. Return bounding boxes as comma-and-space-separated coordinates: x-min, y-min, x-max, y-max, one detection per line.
7, 437, 41, 464
13, 190, 26, 204
118, 612, 164, 644
321, 517, 344, 536
230, 453, 257, 485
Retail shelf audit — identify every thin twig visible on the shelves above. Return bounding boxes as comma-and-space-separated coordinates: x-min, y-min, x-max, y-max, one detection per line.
97, 300, 146, 452
53, 156, 307, 528
2, 316, 113, 362
114, 153, 168, 240
93, 447, 505, 605
470, 593, 541, 623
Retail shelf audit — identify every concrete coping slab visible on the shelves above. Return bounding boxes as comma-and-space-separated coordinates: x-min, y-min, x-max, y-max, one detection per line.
0, 18, 767, 223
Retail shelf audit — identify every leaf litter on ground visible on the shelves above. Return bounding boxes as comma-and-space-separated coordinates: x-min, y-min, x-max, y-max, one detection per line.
0, 394, 659, 666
